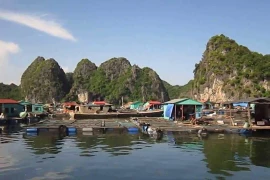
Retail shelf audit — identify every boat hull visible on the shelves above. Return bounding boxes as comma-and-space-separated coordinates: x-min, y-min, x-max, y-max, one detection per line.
73, 110, 164, 120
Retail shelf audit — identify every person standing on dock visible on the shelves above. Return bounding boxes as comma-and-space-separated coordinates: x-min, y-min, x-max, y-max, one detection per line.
243, 120, 250, 129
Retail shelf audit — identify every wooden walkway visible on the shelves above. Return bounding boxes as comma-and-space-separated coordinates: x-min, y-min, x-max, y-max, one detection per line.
25, 119, 139, 134
24, 117, 270, 135
130, 117, 256, 134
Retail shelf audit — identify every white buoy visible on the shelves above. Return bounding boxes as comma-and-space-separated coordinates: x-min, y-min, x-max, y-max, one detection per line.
82, 128, 93, 132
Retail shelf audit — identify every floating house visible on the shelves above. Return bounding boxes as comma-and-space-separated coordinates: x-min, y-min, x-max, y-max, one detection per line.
0, 99, 24, 117
78, 101, 113, 113
19, 100, 45, 114
122, 101, 133, 109
233, 97, 270, 126
143, 101, 162, 110
201, 100, 214, 109
130, 101, 143, 110
163, 98, 203, 120
32, 103, 45, 114
62, 102, 78, 113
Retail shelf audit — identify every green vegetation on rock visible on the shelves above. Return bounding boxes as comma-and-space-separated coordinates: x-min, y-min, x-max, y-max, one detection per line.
11, 56, 170, 104
68, 57, 170, 104
193, 34, 270, 100
0, 83, 22, 100
163, 80, 193, 99
6, 34, 267, 103
20, 56, 70, 103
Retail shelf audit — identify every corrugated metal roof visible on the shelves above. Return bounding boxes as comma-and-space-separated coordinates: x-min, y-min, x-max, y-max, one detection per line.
233, 97, 270, 103
149, 101, 161, 105
163, 98, 188, 104
63, 102, 78, 106
131, 101, 142, 105
223, 101, 234, 105
176, 99, 202, 105
19, 100, 32, 105
93, 101, 106, 105
0, 99, 18, 104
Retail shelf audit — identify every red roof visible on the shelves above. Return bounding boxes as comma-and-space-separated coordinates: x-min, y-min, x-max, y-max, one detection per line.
63, 102, 78, 106
149, 101, 161, 105
0, 99, 19, 104
93, 101, 106, 105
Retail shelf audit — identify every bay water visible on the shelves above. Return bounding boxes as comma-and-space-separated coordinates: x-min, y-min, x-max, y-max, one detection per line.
1, 131, 270, 179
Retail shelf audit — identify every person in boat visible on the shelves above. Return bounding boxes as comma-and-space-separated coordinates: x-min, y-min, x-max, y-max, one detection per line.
0, 113, 5, 119
243, 120, 250, 129
198, 127, 208, 138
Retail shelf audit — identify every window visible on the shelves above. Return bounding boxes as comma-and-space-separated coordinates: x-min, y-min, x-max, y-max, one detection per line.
5, 108, 9, 113
11, 108, 14, 113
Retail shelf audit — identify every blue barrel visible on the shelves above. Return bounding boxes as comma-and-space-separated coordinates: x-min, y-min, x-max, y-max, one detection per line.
67, 127, 77, 132
26, 128, 38, 133
128, 131, 139, 135
67, 131, 77, 136
26, 132, 38, 136
127, 127, 139, 132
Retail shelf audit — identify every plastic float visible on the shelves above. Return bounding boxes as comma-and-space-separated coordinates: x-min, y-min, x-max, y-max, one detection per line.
119, 122, 139, 133
82, 127, 93, 132
25, 125, 77, 135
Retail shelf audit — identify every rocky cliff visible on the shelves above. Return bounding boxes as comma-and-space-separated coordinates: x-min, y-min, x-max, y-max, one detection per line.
20, 56, 70, 103
18, 56, 169, 104
68, 57, 170, 104
192, 34, 270, 102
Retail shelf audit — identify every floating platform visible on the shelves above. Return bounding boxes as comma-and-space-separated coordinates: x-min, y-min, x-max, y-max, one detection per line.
24, 119, 140, 135
72, 110, 163, 120
130, 117, 270, 135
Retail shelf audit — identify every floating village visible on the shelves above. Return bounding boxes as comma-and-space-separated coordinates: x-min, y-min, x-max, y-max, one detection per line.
1, 97, 270, 138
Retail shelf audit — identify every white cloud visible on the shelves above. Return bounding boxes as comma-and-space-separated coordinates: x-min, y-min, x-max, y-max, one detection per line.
0, 40, 20, 66
0, 10, 76, 42
0, 40, 21, 84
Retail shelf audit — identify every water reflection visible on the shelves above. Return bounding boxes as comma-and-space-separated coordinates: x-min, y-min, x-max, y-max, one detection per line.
250, 137, 270, 167
1, 131, 270, 179
202, 134, 251, 176
75, 133, 158, 157
23, 133, 64, 155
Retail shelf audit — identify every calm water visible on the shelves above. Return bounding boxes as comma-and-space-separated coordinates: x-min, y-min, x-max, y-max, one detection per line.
1, 131, 270, 180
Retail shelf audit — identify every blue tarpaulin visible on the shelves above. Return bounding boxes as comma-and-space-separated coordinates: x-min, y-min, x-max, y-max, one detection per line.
165, 104, 174, 118
233, 102, 248, 107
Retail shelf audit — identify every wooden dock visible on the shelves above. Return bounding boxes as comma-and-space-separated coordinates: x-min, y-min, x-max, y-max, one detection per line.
129, 117, 267, 135
23, 117, 270, 136
24, 119, 139, 135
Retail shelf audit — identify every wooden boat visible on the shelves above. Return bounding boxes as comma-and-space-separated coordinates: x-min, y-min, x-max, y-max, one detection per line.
71, 110, 164, 120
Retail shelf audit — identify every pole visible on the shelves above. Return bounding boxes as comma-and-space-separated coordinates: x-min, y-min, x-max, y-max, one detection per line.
247, 103, 251, 127
229, 104, 234, 126
195, 105, 197, 119
182, 105, 184, 120
174, 104, 176, 120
